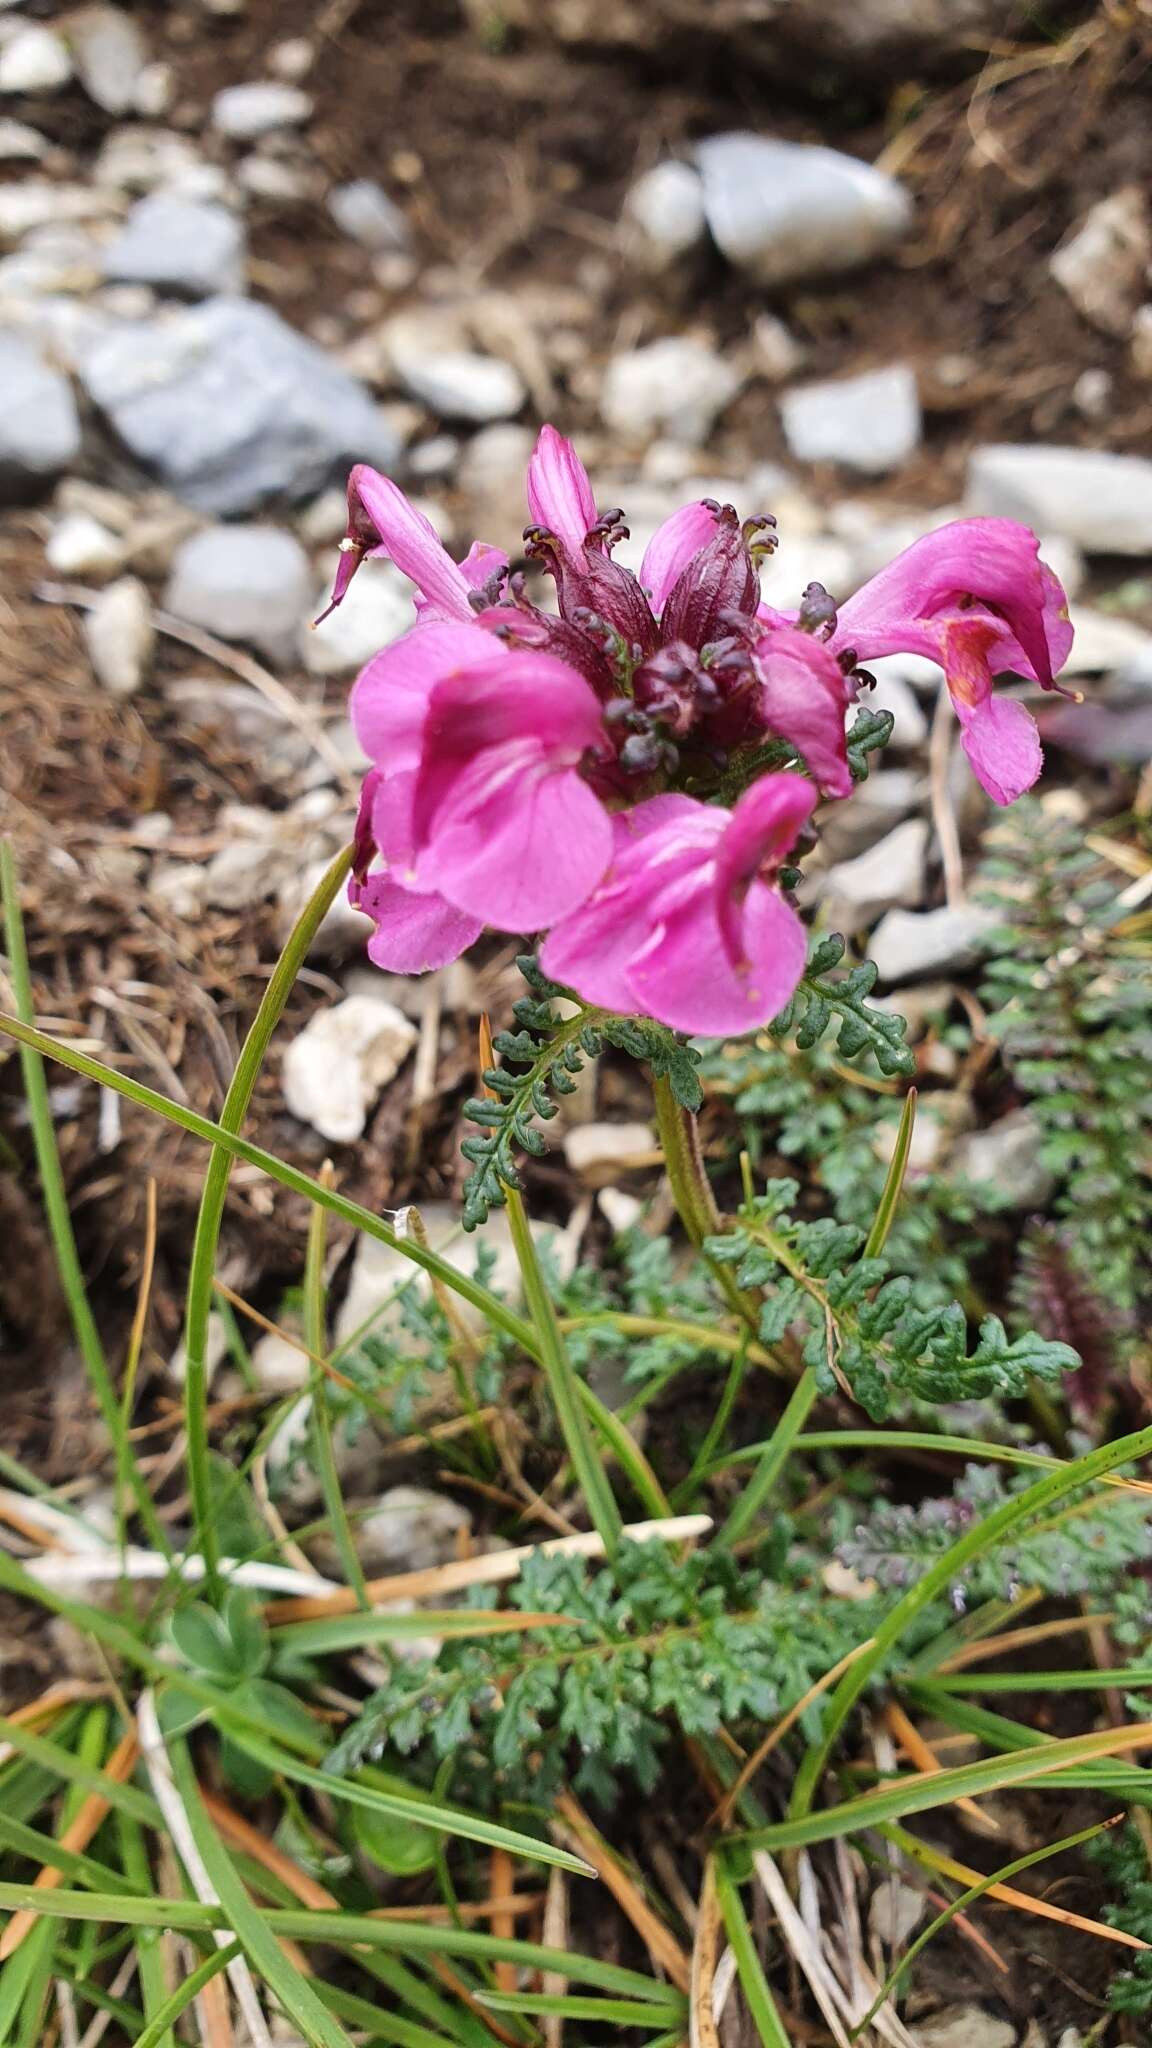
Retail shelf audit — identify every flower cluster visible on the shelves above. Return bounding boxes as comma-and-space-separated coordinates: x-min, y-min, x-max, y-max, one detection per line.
322, 426, 1072, 1035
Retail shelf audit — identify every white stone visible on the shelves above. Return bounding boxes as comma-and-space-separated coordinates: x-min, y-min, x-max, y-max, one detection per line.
202, 838, 281, 910
282, 996, 418, 1143
66, 5, 148, 114
912, 2009, 1014, 2048
164, 523, 313, 665
868, 1877, 926, 1948
342, 1485, 471, 1574
211, 81, 313, 140
250, 1328, 309, 1396
601, 336, 741, 448
46, 511, 124, 577
0, 179, 117, 239
132, 62, 172, 118
563, 1122, 657, 1178
1072, 366, 1111, 421
93, 126, 221, 198
103, 195, 245, 298
966, 444, 1152, 554
863, 649, 945, 698
1049, 186, 1150, 337
819, 767, 925, 863
268, 37, 315, 81
1059, 605, 1152, 679
84, 576, 154, 696
0, 118, 47, 160
780, 365, 921, 475
695, 131, 911, 286
950, 1110, 1054, 1208
598, 1187, 644, 1235
303, 556, 413, 676
820, 818, 928, 936
751, 311, 806, 381
0, 25, 72, 94
623, 160, 707, 268
393, 347, 525, 424
335, 1200, 573, 1359
328, 178, 409, 252
855, 664, 928, 748
166, 1311, 229, 1388
0, 333, 80, 481
869, 903, 997, 984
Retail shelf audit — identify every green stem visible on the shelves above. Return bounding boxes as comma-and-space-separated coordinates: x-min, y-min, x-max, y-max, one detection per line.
181, 843, 353, 1591
650, 1072, 759, 1332
504, 1185, 622, 1554
716, 1367, 820, 1549
304, 1174, 369, 1611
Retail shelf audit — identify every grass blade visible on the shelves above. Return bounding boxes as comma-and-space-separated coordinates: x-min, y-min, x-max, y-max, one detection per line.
713, 1859, 791, 2048
131, 1940, 241, 2048
303, 1163, 369, 1609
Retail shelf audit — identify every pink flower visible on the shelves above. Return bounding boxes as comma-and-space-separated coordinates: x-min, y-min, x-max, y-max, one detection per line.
541, 773, 815, 1035
831, 518, 1074, 804
318, 463, 507, 624
754, 627, 855, 799
351, 770, 483, 975
351, 621, 614, 935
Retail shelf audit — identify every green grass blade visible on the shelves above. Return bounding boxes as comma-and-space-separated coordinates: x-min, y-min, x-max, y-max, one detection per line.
117, 1815, 175, 2048
717, 1365, 818, 1549
166, 1732, 358, 2048
863, 1086, 917, 1259
270, 1610, 574, 1655
131, 1940, 240, 2048
713, 1859, 791, 2048
0, 1011, 539, 1359
478, 1994, 682, 2023
927, 1666, 1152, 1694
744, 1719, 1152, 1850
182, 843, 353, 1587
504, 1183, 622, 1552
318, 1982, 465, 2048
788, 1418, 1152, 1820
576, 1377, 671, 1520
0, 842, 168, 1558
303, 1172, 370, 1608
0, 1886, 677, 1998
855, 1816, 1116, 2037
0, 1810, 145, 1894
0, 1714, 158, 1827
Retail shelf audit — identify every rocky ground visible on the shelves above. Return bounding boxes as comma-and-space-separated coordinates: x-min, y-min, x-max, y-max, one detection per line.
2, 7, 1152, 2040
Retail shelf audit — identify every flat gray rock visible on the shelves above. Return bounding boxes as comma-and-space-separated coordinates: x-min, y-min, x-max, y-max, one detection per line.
210, 81, 312, 139
0, 331, 81, 486
328, 178, 409, 252
164, 522, 313, 664
66, 4, 149, 115
781, 365, 921, 474
870, 903, 997, 984
102, 194, 246, 297
695, 132, 911, 286
79, 296, 400, 513
966, 443, 1152, 554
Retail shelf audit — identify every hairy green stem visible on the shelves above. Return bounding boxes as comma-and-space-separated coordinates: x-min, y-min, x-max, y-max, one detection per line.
650, 1072, 759, 1333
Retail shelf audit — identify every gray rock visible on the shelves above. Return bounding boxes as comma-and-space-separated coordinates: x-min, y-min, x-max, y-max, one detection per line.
282, 995, 418, 1143
695, 132, 911, 286
820, 818, 928, 936
0, 333, 80, 486
623, 160, 707, 269
79, 297, 400, 514
912, 2009, 1014, 2048
0, 118, 48, 161
818, 766, 924, 862
870, 903, 997, 984
210, 81, 313, 139
857, 662, 928, 747
93, 127, 225, 200
1049, 186, 1150, 338
84, 575, 154, 695
780, 364, 921, 474
563, 1122, 657, 1179
102, 194, 245, 297
303, 555, 412, 675
0, 25, 72, 94
966, 444, 1152, 555
601, 336, 741, 447
329, 1485, 471, 1576
950, 1110, 1054, 1208
0, 180, 119, 240
393, 346, 525, 424
328, 178, 409, 252
65, 5, 148, 114
164, 522, 313, 664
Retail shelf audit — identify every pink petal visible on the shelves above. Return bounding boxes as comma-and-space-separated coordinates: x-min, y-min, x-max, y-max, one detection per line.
418, 756, 613, 931
414, 537, 507, 619
346, 465, 475, 621
956, 693, 1043, 805
629, 873, 807, 1037
639, 502, 719, 615
355, 870, 483, 974
525, 425, 597, 553
540, 800, 701, 1009
713, 771, 815, 962
755, 626, 854, 798
350, 621, 501, 768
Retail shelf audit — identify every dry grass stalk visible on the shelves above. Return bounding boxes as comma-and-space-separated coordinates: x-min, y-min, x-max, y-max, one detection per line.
553, 1789, 691, 1993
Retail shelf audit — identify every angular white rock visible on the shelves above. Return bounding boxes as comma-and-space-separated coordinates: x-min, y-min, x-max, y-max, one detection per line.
695, 131, 911, 286
623, 160, 707, 268
164, 523, 312, 665
211, 81, 313, 139
601, 336, 741, 447
912, 2009, 1014, 2048
328, 178, 409, 252
0, 25, 72, 94
102, 194, 245, 297
345, 1485, 471, 1574
950, 1110, 1054, 1208
46, 510, 124, 576
780, 364, 921, 475
819, 817, 928, 936
0, 333, 80, 481
563, 1122, 657, 1177
0, 118, 48, 160
84, 575, 154, 696
66, 5, 149, 115
1049, 186, 1150, 338
870, 903, 997, 984
303, 555, 413, 676
282, 995, 418, 1143
966, 444, 1152, 554
393, 346, 525, 424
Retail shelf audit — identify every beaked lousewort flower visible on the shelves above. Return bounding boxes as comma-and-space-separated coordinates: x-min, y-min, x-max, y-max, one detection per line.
323, 426, 1073, 1034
